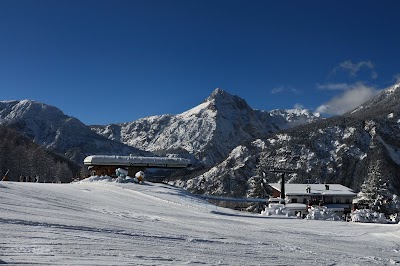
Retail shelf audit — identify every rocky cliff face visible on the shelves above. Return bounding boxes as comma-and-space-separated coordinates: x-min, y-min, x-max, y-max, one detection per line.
92, 88, 321, 166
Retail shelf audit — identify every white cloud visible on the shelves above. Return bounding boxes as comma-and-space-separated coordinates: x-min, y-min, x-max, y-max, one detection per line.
316, 83, 380, 115
332, 60, 378, 79
270, 86, 298, 95
394, 73, 400, 83
271, 87, 284, 94
317, 83, 350, 91
293, 103, 304, 109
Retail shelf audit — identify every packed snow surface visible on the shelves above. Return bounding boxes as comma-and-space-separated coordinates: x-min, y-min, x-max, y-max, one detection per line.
1, 180, 400, 265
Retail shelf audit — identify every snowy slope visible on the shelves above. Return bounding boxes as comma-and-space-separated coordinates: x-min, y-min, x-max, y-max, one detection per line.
0, 100, 147, 163
92, 89, 321, 166
0, 181, 399, 265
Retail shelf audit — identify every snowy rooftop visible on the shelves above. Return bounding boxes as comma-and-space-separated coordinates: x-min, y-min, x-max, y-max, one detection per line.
269, 183, 356, 196
84, 155, 191, 168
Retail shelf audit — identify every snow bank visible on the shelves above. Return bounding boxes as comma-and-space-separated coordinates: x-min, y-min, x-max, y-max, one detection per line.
76, 175, 140, 184
75, 175, 114, 183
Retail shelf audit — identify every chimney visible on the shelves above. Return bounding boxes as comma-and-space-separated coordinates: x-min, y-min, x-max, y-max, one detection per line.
325, 184, 329, 190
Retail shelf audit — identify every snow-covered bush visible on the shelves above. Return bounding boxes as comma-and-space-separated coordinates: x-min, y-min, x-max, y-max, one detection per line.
306, 206, 342, 221
351, 209, 388, 223
261, 204, 294, 217
389, 213, 400, 223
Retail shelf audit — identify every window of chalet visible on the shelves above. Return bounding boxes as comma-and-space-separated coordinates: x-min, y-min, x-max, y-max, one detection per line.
291, 198, 298, 203
336, 198, 341, 204
324, 196, 333, 203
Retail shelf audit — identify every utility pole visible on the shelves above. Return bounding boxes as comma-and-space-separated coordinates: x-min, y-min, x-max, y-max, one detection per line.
266, 168, 296, 204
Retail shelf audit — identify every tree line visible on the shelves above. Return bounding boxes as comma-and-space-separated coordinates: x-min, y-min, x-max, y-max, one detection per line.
0, 126, 80, 183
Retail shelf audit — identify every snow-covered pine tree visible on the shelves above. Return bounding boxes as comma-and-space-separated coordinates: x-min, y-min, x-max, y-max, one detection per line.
55, 162, 73, 183
356, 160, 391, 212
246, 176, 268, 212
246, 156, 271, 212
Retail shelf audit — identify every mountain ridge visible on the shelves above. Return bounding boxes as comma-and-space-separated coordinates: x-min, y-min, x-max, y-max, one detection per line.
172, 83, 400, 198
5, 85, 398, 200
92, 88, 322, 166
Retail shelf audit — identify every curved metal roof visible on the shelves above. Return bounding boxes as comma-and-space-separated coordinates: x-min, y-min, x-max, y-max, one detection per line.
84, 155, 191, 169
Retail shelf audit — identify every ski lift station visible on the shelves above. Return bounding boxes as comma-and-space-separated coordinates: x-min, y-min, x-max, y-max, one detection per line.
83, 155, 192, 177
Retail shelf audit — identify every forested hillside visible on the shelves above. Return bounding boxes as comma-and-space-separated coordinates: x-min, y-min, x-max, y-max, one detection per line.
0, 100, 146, 164
0, 126, 80, 182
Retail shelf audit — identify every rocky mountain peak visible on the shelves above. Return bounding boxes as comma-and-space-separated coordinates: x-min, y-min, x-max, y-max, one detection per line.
207, 88, 228, 100
205, 88, 250, 111
0, 99, 65, 121
385, 82, 400, 95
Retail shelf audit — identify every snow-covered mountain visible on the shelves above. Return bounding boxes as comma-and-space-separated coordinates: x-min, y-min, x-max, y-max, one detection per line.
92, 88, 322, 166
174, 83, 400, 197
0, 100, 147, 163
347, 83, 400, 119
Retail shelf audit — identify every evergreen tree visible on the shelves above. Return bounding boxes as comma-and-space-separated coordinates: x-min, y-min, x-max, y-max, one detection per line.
246, 175, 269, 212
356, 160, 391, 212
0, 126, 78, 182
55, 162, 73, 183
246, 155, 271, 212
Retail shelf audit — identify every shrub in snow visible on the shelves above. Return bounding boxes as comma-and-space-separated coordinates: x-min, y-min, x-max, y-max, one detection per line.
351, 209, 388, 223
389, 213, 400, 223
116, 176, 125, 183
306, 206, 342, 221
115, 168, 128, 178
261, 204, 294, 217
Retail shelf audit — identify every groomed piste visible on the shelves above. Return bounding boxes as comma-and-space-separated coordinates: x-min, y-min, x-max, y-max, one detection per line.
1, 179, 400, 265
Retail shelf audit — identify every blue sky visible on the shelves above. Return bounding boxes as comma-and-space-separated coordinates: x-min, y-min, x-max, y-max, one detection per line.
1, 0, 399, 125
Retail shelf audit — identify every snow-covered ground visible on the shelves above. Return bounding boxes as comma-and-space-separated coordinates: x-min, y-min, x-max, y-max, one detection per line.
0, 180, 399, 265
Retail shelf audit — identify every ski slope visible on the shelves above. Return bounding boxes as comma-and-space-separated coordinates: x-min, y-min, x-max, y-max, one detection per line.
0, 180, 399, 265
